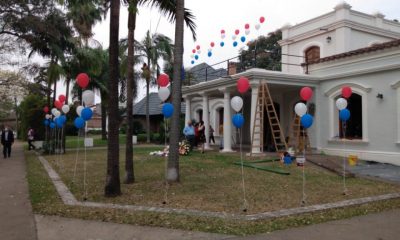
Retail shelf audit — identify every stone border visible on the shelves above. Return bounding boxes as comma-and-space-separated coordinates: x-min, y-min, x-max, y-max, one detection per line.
37, 155, 400, 221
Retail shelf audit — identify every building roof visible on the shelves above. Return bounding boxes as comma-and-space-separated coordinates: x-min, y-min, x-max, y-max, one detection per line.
308, 38, 400, 64
133, 92, 185, 116
188, 63, 226, 84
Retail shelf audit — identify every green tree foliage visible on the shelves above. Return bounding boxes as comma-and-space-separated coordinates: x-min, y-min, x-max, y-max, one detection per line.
18, 94, 46, 141
239, 30, 282, 71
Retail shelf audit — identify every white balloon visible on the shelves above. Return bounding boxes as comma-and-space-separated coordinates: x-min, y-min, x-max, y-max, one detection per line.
230, 96, 243, 112
294, 102, 307, 117
208, 48, 212, 52
82, 90, 95, 106
255, 23, 261, 30
197, 50, 201, 54
76, 106, 84, 116
232, 34, 237, 40
336, 98, 348, 110
45, 114, 51, 119
54, 110, 61, 117
190, 54, 194, 59
61, 105, 70, 114
158, 87, 170, 102
245, 29, 251, 35
221, 34, 226, 39
51, 108, 58, 116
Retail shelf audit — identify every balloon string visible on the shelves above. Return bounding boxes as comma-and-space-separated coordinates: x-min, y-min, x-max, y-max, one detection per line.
72, 134, 80, 184
342, 121, 348, 195
83, 124, 88, 200
301, 128, 307, 206
239, 103, 247, 212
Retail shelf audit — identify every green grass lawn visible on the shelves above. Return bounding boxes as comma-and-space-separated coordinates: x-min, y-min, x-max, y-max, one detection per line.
65, 134, 127, 148
26, 148, 400, 235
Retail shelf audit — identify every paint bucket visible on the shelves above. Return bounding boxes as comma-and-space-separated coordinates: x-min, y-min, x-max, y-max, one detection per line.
296, 157, 306, 166
348, 155, 358, 166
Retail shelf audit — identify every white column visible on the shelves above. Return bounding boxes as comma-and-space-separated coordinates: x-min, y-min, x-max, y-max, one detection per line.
250, 86, 261, 153
185, 97, 191, 125
202, 93, 211, 149
397, 87, 400, 143
222, 90, 233, 152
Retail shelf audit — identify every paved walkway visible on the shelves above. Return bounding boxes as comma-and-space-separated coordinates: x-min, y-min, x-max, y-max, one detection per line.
0, 141, 37, 240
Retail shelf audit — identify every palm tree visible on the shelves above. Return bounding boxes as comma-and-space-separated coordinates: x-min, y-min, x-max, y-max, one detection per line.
137, 31, 173, 143
105, 0, 122, 197
167, 0, 184, 182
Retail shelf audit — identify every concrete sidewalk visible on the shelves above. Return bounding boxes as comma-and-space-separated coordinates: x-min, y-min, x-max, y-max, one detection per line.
0, 141, 37, 240
231, 209, 400, 240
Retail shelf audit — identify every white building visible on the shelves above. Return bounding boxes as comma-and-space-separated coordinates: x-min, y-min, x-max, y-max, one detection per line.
182, 2, 400, 165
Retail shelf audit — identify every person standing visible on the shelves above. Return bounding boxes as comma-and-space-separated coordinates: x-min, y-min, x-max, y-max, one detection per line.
183, 120, 195, 151
1, 126, 14, 158
27, 127, 36, 150
209, 125, 215, 144
197, 121, 206, 153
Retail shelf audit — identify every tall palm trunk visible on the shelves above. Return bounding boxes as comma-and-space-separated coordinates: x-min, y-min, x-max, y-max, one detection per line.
101, 91, 107, 140
124, 1, 137, 184
105, 0, 121, 197
146, 73, 150, 143
167, 0, 185, 182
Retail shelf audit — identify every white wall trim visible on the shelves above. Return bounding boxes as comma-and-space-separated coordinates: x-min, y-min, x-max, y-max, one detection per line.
391, 80, 400, 89
319, 147, 400, 166
324, 83, 372, 97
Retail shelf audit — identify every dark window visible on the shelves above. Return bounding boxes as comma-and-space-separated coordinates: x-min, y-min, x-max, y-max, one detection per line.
339, 94, 362, 139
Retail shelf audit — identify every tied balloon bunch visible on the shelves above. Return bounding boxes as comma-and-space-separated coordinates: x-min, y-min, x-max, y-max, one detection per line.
336, 86, 352, 122
231, 77, 250, 128
74, 73, 94, 129
190, 16, 265, 64
294, 87, 314, 129
43, 94, 70, 129
158, 74, 174, 118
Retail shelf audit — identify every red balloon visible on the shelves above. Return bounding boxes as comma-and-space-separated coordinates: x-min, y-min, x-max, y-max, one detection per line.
210, 42, 215, 47
235, 29, 240, 35
196, 45, 200, 50
221, 29, 225, 34
237, 77, 250, 94
342, 86, 352, 99
192, 49, 196, 53
43, 106, 49, 113
54, 100, 62, 109
157, 74, 170, 87
58, 94, 66, 103
300, 87, 313, 101
76, 73, 89, 89
260, 16, 265, 23
245, 23, 250, 29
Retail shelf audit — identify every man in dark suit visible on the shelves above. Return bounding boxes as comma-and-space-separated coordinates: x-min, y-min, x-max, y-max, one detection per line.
1, 126, 14, 158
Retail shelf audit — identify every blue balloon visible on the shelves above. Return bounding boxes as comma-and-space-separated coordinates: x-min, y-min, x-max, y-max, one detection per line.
56, 118, 63, 128
232, 113, 244, 128
59, 115, 67, 124
162, 103, 174, 118
301, 114, 313, 129
49, 122, 56, 129
220, 41, 225, 47
81, 107, 93, 121
44, 119, 49, 126
74, 117, 85, 129
194, 55, 199, 60
207, 51, 212, 57
339, 109, 351, 121
240, 36, 246, 42
233, 41, 238, 47
191, 60, 195, 64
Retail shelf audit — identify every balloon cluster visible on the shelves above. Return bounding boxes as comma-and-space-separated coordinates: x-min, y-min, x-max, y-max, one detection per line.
336, 86, 352, 121
190, 16, 265, 64
158, 74, 174, 118
43, 93, 71, 129
74, 73, 94, 129
294, 87, 314, 129
231, 77, 250, 128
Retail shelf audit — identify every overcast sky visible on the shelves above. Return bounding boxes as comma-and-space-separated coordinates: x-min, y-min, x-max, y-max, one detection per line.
56, 0, 400, 102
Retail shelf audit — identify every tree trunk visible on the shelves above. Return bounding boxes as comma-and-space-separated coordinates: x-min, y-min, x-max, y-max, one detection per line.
124, 2, 137, 184
146, 77, 150, 143
167, 0, 185, 182
62, 78, 70, 154
101, 91, 107, 140
104, 0, 121, 197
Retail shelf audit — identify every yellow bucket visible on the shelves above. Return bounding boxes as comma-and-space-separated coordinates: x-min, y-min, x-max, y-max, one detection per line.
348, 155, 358, 166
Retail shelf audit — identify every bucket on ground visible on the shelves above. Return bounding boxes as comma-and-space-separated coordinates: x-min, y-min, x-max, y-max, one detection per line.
348, 155, 358, 166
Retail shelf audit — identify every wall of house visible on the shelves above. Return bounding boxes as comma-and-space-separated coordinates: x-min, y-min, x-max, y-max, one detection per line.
314, 66, 400, 165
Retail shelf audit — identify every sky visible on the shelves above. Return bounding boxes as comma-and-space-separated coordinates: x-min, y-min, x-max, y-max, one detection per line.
60, 0, 400, 102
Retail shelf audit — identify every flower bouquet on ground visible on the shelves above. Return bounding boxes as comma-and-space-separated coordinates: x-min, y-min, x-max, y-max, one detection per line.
179, 140, 190, 155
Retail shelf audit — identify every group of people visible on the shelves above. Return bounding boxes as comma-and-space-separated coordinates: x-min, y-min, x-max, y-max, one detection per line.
183, 120, 216, 153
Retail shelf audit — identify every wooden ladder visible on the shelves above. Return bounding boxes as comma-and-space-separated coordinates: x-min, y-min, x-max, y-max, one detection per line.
250, 83, 287, 155
288, 114, 311, 154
